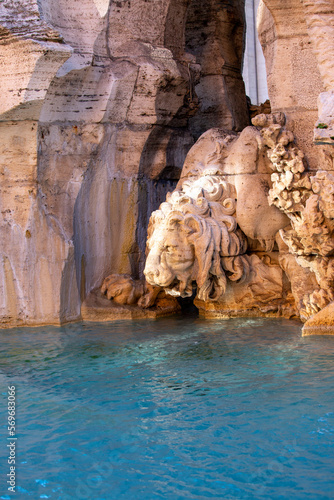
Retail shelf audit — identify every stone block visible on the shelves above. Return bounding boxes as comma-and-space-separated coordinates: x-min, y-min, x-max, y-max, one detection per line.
302, 301, 334, 336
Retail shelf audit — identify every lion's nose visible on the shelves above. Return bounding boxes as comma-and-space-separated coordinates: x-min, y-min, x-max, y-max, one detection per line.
144, 270, 157, 285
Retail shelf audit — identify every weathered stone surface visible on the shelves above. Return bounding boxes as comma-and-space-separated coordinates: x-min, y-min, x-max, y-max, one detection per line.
0, 0, 248, 327
300, 0, 334, 92
142, 113, 334, 324
302, 301, 334, 336
0, 1, 78, 327
82, 288, 180, 322
301, 0, 334, 146
194, 252, 295, 319
0, 0, 72, 120
258, 0, 326, 169
185, 0, 249, 137
279, 252, 318, 321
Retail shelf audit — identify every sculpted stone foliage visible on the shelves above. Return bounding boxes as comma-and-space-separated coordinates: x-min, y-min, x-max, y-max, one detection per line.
261, 114, 334, 319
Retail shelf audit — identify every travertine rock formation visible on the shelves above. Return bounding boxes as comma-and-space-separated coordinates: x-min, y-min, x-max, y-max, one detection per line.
1, 0, 334, 330
0, 0, 249, 327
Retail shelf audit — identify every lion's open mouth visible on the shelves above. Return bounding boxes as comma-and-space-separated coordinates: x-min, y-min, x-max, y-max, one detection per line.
165, 279, 194, 298
165, 278, 180, 295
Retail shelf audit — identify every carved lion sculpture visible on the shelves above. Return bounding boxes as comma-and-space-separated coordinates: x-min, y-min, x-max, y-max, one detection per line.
144, 177, 249, 301
103, 112, 334, 320
143, 114, 293, 303
176, 114, 290, 251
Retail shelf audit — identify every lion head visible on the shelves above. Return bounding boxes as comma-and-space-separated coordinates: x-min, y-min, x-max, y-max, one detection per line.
143, 175, 248, 301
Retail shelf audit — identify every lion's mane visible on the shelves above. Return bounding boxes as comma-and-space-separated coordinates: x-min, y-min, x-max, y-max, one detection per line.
145, 174, 249, 301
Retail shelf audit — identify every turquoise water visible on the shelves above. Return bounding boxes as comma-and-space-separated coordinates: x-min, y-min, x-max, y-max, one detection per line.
0, 317, 334, 499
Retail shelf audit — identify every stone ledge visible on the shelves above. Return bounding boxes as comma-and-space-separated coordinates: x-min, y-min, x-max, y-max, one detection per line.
197, 308, 297, 320
194, 298, 298, 320
303, 325, 334, 337
302, 301, 334, 336
81, 289, 180, 321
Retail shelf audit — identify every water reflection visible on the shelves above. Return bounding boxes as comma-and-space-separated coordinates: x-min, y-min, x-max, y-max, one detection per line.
0, 318, 334, 499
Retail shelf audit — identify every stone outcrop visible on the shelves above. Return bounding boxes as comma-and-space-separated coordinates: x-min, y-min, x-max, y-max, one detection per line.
0, 0, 249, 327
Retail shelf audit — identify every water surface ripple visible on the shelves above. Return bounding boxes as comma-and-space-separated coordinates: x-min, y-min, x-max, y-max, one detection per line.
0, 317, 333, 499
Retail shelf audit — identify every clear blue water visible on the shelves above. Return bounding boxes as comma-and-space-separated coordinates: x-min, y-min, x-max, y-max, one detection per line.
0, 316, 334, 500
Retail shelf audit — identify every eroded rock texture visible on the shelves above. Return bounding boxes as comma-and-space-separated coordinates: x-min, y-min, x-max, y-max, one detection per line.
0, 0, 248, 326
301, 0, 334, 145
184, 0, 249, 137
